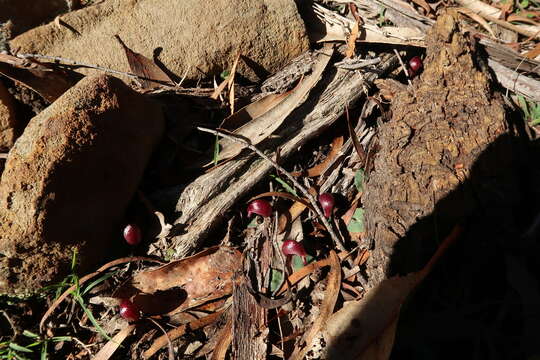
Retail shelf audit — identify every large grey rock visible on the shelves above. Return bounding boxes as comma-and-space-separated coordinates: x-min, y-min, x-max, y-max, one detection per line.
0, 75, 164, 296
10, 0, 309, 83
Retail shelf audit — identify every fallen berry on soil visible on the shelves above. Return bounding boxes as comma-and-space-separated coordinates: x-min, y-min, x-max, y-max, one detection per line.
123, 224, 142, 245
409, 56, 423, 72
282, 239, 307, 265
119, 299, 140, 322
318, 193, 335, 218
247, 199, 272, 218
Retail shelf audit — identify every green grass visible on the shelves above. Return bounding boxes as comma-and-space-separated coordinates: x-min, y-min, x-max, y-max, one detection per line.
517, 96, 540, 126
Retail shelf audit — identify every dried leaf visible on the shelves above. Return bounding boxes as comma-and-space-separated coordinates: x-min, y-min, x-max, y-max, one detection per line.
131, 247, 241, 314
290, 251, 341, 360
93, 325, 136, 360
278, 200, 308, 234
211, 53, 240, 101
323, 225, 463, 360
291, 136, 344, 177
507, 14, 540, 25
346, 107, 367, 163
114, 35, 174, 90
409, 0, 433, 15
216, 44, 333, 162
220, 92, 290, 131
210, 318, 233, 360
345, 20, 360, 58
143, 311, 224, 359
524, 42, 540, 59
0, 54, 82, 102
456, 8, 496, 38
249, 191, 311, 209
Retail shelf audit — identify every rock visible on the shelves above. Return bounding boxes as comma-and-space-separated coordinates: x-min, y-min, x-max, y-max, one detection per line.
10, 0, 309, 83
0, 81, 18, 151
0, 0, 69, 37
0, 75, 164, 296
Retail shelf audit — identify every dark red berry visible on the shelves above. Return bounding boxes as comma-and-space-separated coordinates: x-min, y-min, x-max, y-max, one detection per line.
282, 239, 307, 265
318, 193, 335, 218
119, 299, 140, 322
409, 56, 422, 72
123, 224, 142, 245
247, 199, 272, 218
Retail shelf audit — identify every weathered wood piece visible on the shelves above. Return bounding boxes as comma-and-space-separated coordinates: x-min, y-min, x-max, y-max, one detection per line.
159, 53, 397, 259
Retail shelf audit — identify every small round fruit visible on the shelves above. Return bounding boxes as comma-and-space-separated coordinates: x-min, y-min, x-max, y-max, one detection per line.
318, 193, 335, 218
409, 56, 423, 72
247, 199, 272, 218
123, 224, 142, 245
282, 239, 307, 265
119, 299, 140, 322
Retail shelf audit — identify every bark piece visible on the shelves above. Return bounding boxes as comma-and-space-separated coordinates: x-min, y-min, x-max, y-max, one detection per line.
10, 0, 309, 83
0, 75, 164, 296
363, 12, 520, 286
0, 80, 18, 151
157, 53, 397, 260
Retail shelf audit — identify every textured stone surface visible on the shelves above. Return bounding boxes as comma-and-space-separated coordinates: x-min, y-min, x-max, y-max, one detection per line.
0, 81, 18, 151
0, 75, 164, 296
10, 0, 309, 83
0, 0, 69, 36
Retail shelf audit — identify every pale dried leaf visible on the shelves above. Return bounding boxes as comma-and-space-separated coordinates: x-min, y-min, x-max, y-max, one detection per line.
93, 325, 136, 360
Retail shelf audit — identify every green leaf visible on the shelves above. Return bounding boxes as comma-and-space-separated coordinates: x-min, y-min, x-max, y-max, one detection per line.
247, 217, 259, 228
517, 95, 530, 118
292, 254, 314, 271
347, 208, 365, 233
270, 175, 298, 196
40, 341, 47, 360
74, 296, 112, 341
354, 169, 365, 192
82, 271, 117, 296
22, 331, 39, 339
269, 268, 284, 292
8, 343, 32, 353
220, 70, 230, 80
213, 134, 220, 166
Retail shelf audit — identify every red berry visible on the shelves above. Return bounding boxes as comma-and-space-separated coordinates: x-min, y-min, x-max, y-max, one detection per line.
318, 193, 335, 218
282, 239, 307, 265
247, 199, 272, 218
119, 299, 140, 322
123, 224, 142, 245
409, 56, 422, 74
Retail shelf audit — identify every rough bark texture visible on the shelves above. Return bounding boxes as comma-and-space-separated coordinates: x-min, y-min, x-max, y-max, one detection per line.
0, 75, 164, 296
10, 0, 309, 83
363, 13, 522, 286
232, 279, 267, 360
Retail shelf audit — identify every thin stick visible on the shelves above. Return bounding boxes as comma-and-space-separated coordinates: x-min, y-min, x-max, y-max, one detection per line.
393, 49, 413, 86
197, 126, 346, 251
14, 53, 173, 86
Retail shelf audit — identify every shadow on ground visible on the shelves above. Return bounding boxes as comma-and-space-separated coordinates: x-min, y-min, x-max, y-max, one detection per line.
328, 119, 540, 359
